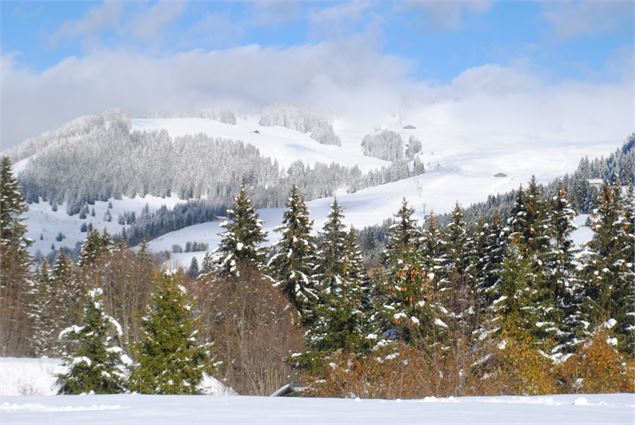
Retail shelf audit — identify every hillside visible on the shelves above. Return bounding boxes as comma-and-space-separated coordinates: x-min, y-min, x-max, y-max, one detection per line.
5, 108, 630, 262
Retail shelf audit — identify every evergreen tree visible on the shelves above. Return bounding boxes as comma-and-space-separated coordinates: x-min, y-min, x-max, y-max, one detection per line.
269, 186, 318, 319
488, 239, 542, 342
472, 214, 504, 315
545, 183, 581, 354
130, 273, 211, 394
57, 288, 129, 394
582, 181, 635, 355
187, 257, 199, 278
214, 186, 267, 277
78, 229, 112, 267
314, 199, 348, 297
383, 200, 447, 345
439, 203, 476, 333
307, 228, 368, 353
0, 155, 32, 355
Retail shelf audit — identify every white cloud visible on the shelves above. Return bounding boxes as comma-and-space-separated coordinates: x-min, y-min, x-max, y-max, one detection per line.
405, 0, 493, 29
310, 0, 374, 24
1, 41, 632, 152
129, 0, 188, 40
543, 0, 634, 40
55, 0, 122, 39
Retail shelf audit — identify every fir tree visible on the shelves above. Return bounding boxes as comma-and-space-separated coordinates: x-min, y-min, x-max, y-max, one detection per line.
314, 199, 348, 296
129, 273, 211, 394
187, 257, 199, 278
78, 229, 112, 267
582, 181, 635, 355
545, 183, 581, 354
0, 155, 32, 355
383, 200, 447, 345
438, 203, 476, 333
57, 288, 129, 394
488, 239, 542, 343
308, 228, 368, 353
214, 186, 267, 277
269, 186, 318, 319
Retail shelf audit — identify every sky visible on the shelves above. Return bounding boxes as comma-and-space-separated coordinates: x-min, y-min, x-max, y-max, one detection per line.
1, 0, 633, 149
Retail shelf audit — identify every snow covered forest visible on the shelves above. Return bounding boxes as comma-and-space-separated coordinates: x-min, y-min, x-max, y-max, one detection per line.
14, 111, 424, 216
1, 148, 633, 400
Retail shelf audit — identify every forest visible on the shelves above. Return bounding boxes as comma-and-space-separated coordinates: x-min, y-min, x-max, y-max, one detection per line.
1, 152, 633, 397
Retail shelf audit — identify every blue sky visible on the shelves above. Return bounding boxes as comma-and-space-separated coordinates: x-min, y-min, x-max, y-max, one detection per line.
2, 0, 632, 82
1, 1, 633, 147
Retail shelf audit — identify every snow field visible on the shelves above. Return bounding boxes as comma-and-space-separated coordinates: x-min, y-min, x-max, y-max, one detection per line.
1, 393, 633, 425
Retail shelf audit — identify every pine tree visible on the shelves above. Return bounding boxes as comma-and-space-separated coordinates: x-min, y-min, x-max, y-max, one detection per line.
545, 183, 581, 355
187, 257, 199, 278
78, 229, 113, 268
314, 199, 348, 297
130, 273, 211, 394
0, 155, 32, 355
472, 214, 504, 316
214, 186, 267, 277
269, 186, 318, 319
383, 200, 447, 345
439, 203, 476, 333
582, 181, 635, 355
307, 228, 368, 353
57, 288, 129, 394
503, 178, 555, 352
488, 239, 541, 343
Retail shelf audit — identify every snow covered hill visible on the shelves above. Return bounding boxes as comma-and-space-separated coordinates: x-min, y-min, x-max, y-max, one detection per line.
1, 393, 633, 424
6, 108, 622, 263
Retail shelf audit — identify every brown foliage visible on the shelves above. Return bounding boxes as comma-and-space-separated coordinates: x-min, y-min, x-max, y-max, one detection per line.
556, 329, 635, 393
194, 267, 305, 395
478, 331, 557, 396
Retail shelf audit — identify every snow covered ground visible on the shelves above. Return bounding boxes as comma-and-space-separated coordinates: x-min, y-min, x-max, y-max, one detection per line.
132, 116, 389, 172
0, 358, 233, 398
1, 393, 633, 424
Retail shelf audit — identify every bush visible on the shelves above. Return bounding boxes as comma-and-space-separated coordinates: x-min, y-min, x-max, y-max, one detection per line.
195, 267, 304, 395
556, 328, 635, 393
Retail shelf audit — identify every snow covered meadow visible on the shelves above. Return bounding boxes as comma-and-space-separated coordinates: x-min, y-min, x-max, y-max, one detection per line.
1, 393, 633, 424
1, 358, 632, 425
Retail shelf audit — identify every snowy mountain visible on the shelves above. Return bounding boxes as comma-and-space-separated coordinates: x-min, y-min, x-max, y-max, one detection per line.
4, 107, 628, 264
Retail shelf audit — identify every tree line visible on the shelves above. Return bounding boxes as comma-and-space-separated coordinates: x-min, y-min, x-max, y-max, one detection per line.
1, 154, 633, 397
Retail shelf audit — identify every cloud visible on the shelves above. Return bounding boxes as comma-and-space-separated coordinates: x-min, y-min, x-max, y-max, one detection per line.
129, 0, 188, 41
55, 0, 122, 39
405, 0, 493, 29
0, 39, 413, 148
248, 0, 301, 26
1, 39, 632, 153
310, 0, 374, 24
543, 0, 634, 40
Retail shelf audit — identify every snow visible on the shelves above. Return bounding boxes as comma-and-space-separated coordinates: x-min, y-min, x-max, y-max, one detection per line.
132, 116, 388, 172
0, 358, 232, 398
571, 214, 593, 249
0, 358, 64, 396
24, 195, 187, 257
18, 113, 613, 267
0, 393, 633, 424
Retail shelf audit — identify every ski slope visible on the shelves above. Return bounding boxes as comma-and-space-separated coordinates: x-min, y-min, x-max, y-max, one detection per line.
1, 393, 633, 425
